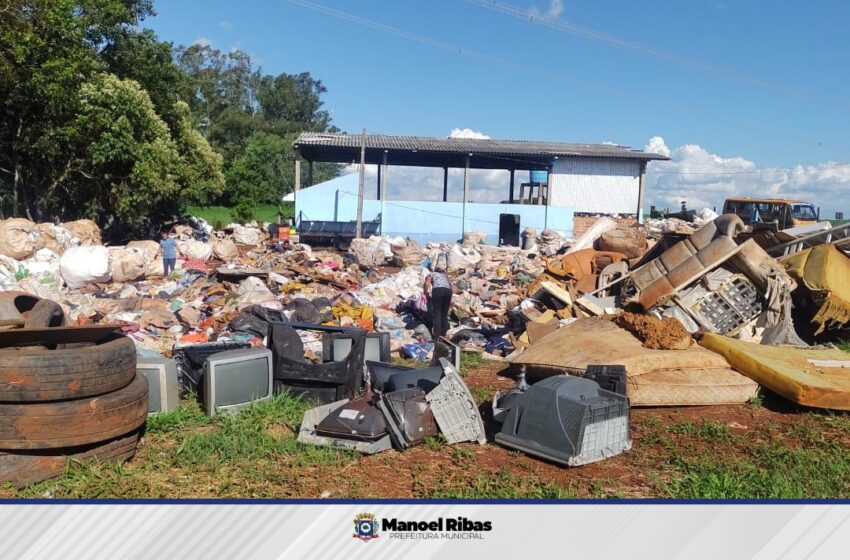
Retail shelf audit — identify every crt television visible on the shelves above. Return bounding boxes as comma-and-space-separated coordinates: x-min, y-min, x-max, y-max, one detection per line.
203, 348, 273, 418
137, 356, 180, 414
324, 332, 390, 364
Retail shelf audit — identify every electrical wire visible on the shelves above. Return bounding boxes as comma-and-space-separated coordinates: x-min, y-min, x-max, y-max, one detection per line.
464, 0, 850, 111
282, 0, 845, 157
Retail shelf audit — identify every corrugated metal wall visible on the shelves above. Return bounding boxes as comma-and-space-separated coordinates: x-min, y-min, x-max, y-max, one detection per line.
549, 158, 641, 214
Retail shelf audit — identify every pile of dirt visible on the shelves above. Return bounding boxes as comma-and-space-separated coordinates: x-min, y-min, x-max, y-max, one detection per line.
615, 312, 692, 350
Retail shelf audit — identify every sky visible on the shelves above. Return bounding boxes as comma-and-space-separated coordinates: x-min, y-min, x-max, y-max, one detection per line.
147, 0, 850, 216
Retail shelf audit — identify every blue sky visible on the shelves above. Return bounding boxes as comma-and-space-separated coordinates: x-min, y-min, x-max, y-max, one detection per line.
147, 0, 850, 214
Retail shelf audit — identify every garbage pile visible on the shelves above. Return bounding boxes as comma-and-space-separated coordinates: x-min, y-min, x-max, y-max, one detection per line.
2, 209, 850, 480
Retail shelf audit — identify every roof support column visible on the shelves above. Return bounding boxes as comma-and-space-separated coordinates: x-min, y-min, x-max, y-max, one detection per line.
380, 150, 388, 234
509, 169, 515, 203
307, 160, 313, 188
637, 161, 647, 224
294, 147, 302, 193
442, 167, 448, 202
376, 163, 381, 200
462, 154, 470, 235
355, 129, 366, 239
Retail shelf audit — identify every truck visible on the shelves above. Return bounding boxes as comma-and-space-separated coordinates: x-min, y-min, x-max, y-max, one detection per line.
722, 198, 819, 230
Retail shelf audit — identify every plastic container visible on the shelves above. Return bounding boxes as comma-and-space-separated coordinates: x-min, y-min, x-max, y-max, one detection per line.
495, 376, 631, 466
584, 365, 628, 396
530, 169, 549, 184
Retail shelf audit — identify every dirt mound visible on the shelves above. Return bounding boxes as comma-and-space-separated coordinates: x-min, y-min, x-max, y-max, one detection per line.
615, 312, 692, 350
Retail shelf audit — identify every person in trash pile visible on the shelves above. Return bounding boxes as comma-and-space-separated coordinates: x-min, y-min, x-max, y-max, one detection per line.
424, 262, 453, 339
160, 231, 178, 276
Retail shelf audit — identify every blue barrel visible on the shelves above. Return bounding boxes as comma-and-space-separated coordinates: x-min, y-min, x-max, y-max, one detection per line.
530, 169, 548, 184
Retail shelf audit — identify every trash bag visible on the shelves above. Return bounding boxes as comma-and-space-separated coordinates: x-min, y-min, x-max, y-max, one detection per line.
59, 245, 112, 288
598, 227, 647, 259
451, 329, 488, 347
126, 240, 160, 262
176, 239, 213, 261
462, 231, 486, 246
228, 304, 289, 337
61, 219, 101, 245
109, 247, 147, 283
0, 218, 40, 260
402, 342, 435, 361
36, 223, 78, 255
210, 236, 238, 261
286, 298, 321, 324
232, 225, 262, 245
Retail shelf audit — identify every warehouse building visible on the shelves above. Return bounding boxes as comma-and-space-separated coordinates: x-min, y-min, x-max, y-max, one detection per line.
292, 132, 668, 244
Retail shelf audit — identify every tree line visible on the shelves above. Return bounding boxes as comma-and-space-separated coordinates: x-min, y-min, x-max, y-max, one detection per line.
0, 0, 338, 236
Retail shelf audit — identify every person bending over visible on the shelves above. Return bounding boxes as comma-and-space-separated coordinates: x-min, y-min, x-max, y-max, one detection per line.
424, 265, 453, 339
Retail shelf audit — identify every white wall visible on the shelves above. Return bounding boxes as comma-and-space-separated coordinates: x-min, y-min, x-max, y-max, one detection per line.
549, 158, 641, 214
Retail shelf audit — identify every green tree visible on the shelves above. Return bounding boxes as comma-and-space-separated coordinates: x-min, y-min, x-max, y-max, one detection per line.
0, 0, 223, 234
175, 45, 341, 209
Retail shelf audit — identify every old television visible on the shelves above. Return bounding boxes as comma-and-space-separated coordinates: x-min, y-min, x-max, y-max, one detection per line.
203, 348, 273, 418
324, 332, 390, 364
137, 356, 180, 414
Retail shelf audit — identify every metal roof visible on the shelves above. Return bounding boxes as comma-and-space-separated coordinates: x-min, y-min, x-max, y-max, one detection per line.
294, 132, 669, 170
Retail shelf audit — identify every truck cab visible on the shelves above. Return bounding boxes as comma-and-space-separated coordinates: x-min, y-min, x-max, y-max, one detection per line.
722, 198, 819, 230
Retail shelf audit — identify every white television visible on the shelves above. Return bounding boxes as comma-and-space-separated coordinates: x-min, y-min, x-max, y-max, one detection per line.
203, 348, 273, 418
137, 356, 180, 414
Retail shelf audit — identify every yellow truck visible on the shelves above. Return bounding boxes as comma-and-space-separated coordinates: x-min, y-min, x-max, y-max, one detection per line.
722, 198, 819, 230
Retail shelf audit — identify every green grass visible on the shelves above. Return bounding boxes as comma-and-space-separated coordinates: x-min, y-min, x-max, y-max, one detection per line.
459, 352, 486, 377
15, 392, 355, 499
667, 420, 731, 440
420, 469, 577, 499
663, 443, 850, 499
186, 204, 292, 227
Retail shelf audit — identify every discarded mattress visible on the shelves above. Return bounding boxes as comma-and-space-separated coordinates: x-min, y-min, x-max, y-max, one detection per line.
781, 243, 850, 334
511, 318, 757, 406
700, 334, 850, 410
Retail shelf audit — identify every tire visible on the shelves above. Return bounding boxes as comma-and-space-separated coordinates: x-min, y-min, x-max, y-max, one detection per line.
23, 299, 66, 329
0, 333, 136, 402
0, 429, 141, 488
0, 374, 148, 450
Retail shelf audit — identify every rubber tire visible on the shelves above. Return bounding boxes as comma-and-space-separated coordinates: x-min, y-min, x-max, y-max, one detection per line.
0, 374, 148, 450
0, 429, 141, 488
23, 299, 66, 329
0, 333, 136, 402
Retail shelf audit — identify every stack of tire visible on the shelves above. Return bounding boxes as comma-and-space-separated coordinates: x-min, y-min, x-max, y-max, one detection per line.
0, 293, 147, 487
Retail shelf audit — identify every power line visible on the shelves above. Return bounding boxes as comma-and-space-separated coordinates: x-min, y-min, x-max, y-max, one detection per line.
283, 0, 846, 156
464, 0, 850, 111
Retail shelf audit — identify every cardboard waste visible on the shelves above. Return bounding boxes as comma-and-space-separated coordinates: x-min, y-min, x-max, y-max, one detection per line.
1, 208, 850, 479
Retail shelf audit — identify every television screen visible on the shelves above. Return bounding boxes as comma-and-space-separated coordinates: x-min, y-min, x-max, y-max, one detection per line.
213, 357, 270, 406
137, 357, 179, 414
204, 348, 273, 417
330, 335, 385, 363
143, 365, 163, 412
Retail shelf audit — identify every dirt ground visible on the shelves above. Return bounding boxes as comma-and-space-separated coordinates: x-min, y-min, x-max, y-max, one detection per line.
7, 359, 850, 499
262, 364, 850, 498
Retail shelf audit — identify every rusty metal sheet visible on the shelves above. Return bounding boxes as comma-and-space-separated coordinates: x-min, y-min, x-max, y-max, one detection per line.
0, 325, 122, 348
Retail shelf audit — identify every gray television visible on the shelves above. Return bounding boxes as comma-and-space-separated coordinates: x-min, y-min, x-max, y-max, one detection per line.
203, 348, 274, 418
137, 356, 180, 414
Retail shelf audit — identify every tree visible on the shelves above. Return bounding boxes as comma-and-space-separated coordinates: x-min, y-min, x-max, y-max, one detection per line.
0, 1, 223, 234
175, 45, 341, 208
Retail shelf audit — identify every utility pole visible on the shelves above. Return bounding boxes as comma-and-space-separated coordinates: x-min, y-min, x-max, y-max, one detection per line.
355, 128, 366, 238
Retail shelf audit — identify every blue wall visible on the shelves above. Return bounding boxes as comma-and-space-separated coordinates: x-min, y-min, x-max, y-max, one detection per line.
296, 173, 574, 245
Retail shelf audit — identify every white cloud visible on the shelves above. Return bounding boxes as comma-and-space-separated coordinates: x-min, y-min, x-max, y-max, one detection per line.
219, 20, 232, 29
644, 136, 850, 218
449, 128, 490, 139
193, 37, 213, 47
530, 0, 565, 19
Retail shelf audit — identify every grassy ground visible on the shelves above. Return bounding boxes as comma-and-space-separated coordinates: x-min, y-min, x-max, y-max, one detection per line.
6, 354, 850, 499
186, 204, 293, 228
